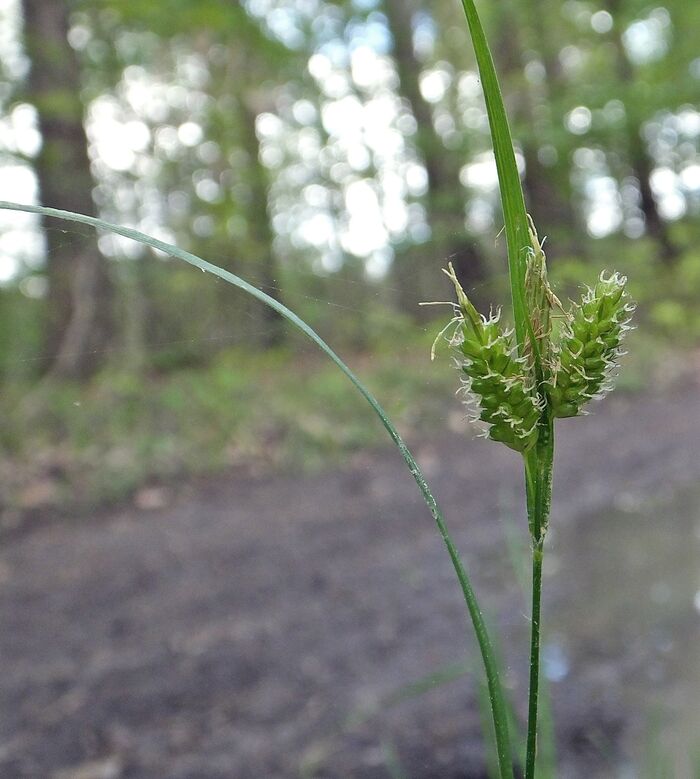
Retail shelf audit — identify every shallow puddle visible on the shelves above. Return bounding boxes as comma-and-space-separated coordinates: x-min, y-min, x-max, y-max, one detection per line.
544, 482, 700, 776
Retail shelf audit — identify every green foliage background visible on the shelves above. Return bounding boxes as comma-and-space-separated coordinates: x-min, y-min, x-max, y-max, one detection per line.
1, 0, 699, 512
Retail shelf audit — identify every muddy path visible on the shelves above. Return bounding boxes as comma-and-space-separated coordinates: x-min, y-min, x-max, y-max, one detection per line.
1, 383, 699, 778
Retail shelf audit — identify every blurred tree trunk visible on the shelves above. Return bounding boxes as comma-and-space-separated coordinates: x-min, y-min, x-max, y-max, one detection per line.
199, 39, 285, 351
23, 0, 114, 378
383, 0, 486, 316
628, 135, 678, 263
496, 0, 583, 257
238, 97, 284, 348
603, 0, 678, 264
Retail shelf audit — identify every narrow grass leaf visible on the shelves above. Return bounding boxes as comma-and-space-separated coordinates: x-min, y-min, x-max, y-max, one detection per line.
457, 0, 532, 359
0, 199, 514, 778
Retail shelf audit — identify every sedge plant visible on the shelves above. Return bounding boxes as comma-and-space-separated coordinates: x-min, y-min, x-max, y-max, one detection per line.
0, 1, 634, 776
434, 1, 634, 777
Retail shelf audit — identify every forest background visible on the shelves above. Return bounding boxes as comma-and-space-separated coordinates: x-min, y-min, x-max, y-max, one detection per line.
1, 0, 699, 517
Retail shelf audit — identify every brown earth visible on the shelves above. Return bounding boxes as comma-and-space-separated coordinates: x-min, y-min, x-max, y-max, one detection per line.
1, 382, 699, 778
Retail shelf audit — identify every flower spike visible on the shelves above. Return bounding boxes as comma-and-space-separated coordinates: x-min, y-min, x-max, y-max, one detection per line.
443, 263, 540, 453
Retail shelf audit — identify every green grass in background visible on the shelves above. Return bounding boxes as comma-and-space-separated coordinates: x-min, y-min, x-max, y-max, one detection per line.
0, 308, 691, 523
0, 327, 443, 517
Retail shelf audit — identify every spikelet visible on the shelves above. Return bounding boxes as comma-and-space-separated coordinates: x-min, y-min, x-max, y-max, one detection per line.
547, 272, 635, 418
523, 216, 562, 371
444, 264, 540, 452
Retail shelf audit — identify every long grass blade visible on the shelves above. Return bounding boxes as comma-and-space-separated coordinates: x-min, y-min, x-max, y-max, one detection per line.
0, 199, 514, 778
457, 0, 532, 357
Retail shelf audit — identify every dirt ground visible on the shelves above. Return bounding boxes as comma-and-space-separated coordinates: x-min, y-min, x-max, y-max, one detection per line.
1, 382, 699, 779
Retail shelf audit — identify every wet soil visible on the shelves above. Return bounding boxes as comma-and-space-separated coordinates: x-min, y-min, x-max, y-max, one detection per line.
1, 384, 699, 778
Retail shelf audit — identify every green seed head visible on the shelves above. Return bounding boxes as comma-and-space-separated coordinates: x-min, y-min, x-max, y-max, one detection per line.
547, 272, 634, 418
434, 220, 634, 452
444, 264, 540, 452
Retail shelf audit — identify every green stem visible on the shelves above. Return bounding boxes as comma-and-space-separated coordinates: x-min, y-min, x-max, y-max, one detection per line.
525, 536, 544, 779
0, 200, 514, 779
523, 410, 554, 779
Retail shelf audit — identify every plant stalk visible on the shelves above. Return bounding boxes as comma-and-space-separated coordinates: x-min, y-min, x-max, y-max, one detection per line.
523, 409, 554, 779
525, 536, 544, 779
